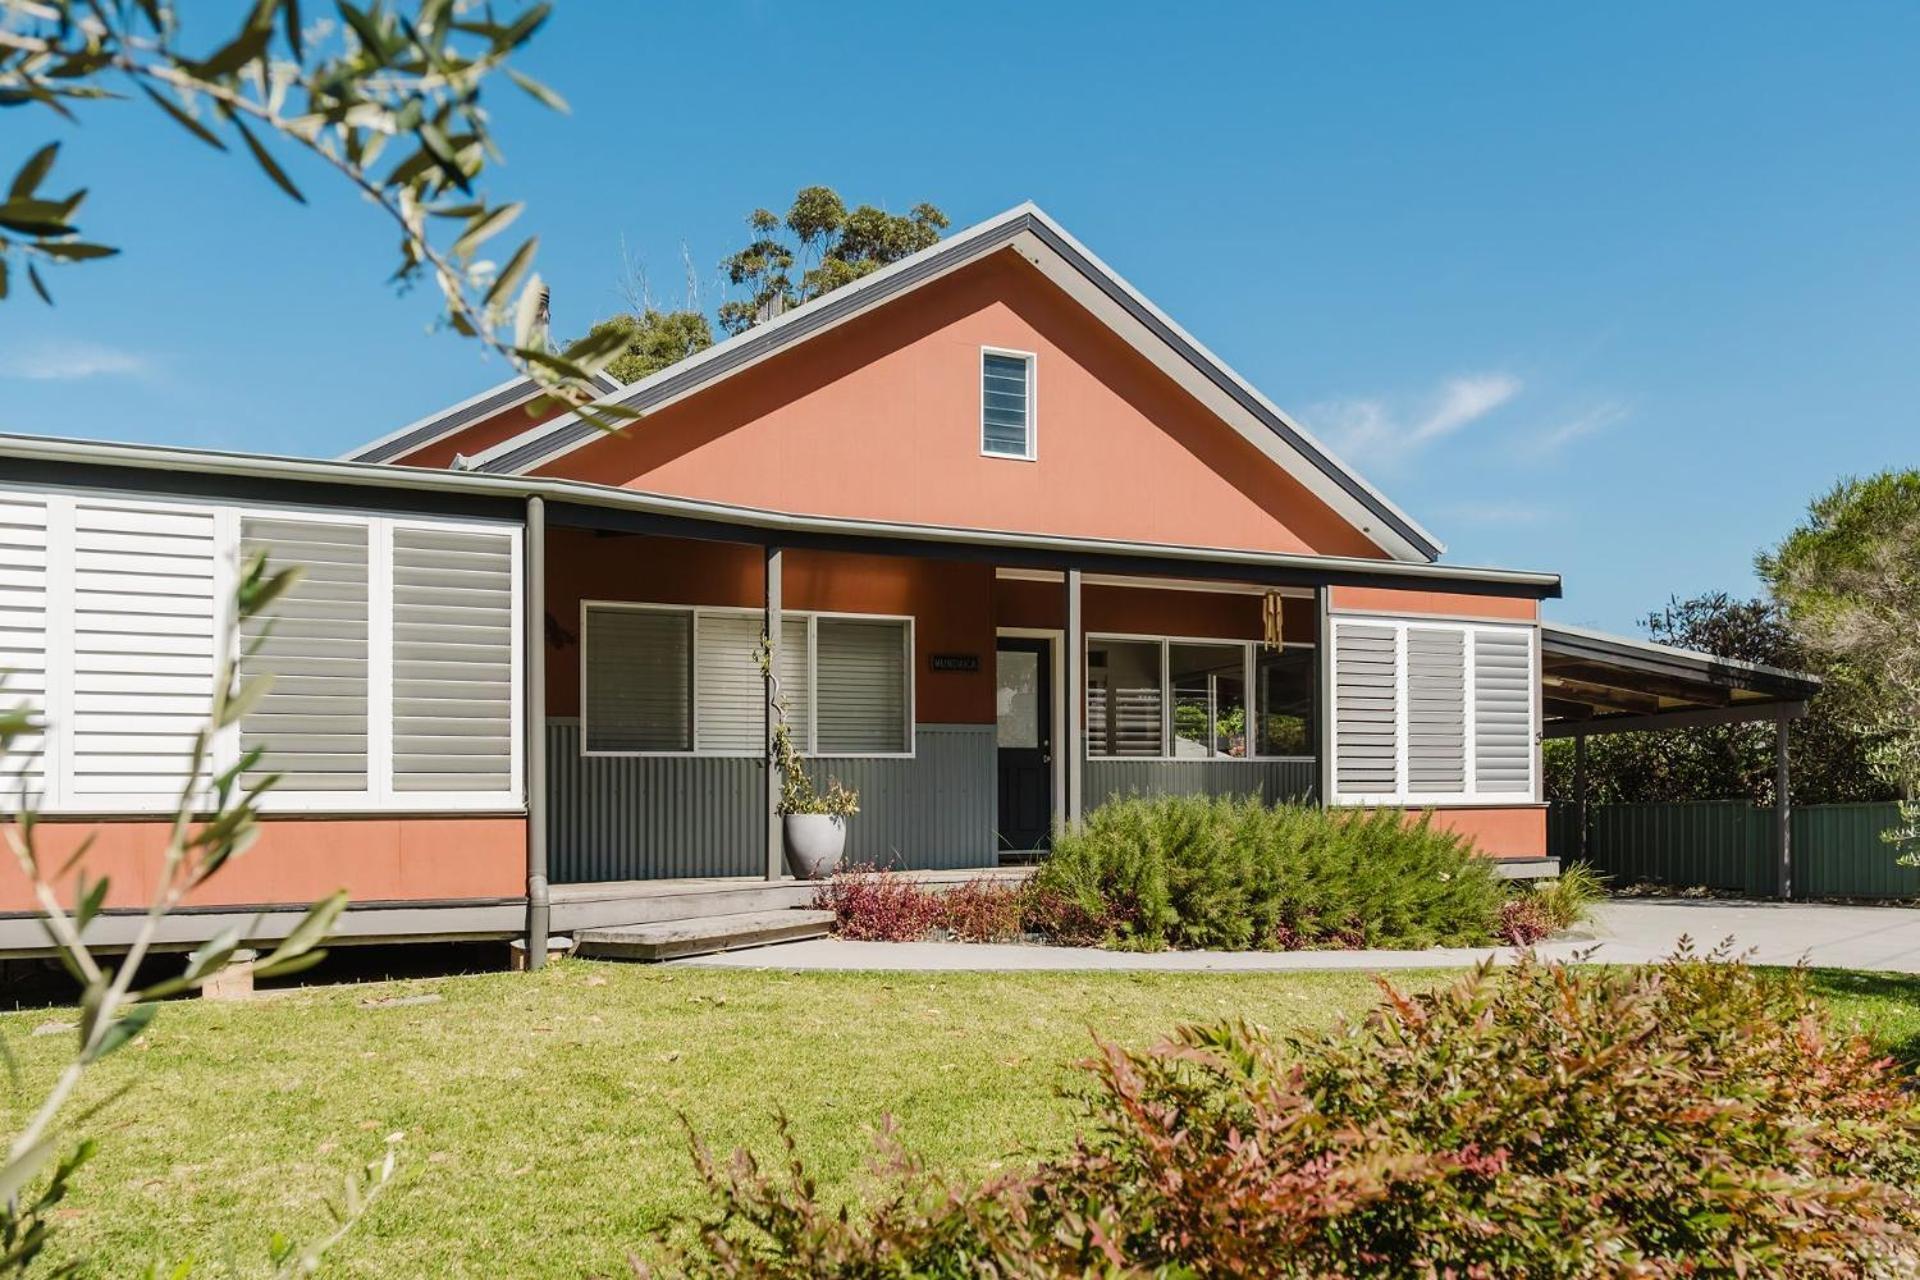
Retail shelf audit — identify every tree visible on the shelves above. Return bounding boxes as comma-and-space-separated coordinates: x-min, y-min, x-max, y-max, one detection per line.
1759, 470, 1920, 853
716, 186, 947, 336
0, 0, 632, 426
585, 307, 715, 384
1542, 591, 1887, 807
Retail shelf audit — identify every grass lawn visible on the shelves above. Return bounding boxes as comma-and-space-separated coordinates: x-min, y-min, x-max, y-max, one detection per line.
5, 959, 1919, 1278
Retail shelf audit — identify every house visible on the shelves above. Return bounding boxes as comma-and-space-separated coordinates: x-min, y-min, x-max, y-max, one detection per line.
0, 204, 1817, 958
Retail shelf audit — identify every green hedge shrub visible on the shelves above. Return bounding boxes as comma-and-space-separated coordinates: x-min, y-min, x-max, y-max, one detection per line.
653, 951, 1920, 1278
1031, 793, 1505, 950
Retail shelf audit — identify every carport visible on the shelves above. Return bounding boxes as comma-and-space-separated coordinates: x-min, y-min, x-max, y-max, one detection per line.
1539, 623, 1821, 897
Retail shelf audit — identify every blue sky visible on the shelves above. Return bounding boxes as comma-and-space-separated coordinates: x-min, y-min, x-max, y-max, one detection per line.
2, 2, 1916, 632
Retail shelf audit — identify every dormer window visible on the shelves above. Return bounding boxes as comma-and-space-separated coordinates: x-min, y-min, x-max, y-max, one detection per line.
981, 348, 1036, 459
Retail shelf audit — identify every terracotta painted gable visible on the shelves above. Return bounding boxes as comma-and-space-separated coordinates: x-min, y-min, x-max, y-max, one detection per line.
535, 249, 1391, 559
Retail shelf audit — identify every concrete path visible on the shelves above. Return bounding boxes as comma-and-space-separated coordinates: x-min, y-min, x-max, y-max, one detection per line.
673, 899, 1920, 974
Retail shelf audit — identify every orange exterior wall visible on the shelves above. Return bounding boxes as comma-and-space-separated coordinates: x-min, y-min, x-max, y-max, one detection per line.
1413, 806, 1547, 859
0, 816, 526, 913
543, 529, 996, 723
542, 251, 1389, 560
1330, 585, 1538, 622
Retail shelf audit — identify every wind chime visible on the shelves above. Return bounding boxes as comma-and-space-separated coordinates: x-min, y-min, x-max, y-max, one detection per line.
1261, 590, 1286, 650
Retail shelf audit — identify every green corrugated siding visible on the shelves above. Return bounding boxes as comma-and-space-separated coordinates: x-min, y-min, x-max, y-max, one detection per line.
1084, 758, 1316, 807
1549, 799, 1913, 900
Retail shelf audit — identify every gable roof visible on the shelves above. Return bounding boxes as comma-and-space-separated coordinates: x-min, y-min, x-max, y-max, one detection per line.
438, 204, 1447, 562
342, 369, 623, 465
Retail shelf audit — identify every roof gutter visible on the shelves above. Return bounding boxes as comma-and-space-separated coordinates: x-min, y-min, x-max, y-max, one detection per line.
0, 431, 1562, 596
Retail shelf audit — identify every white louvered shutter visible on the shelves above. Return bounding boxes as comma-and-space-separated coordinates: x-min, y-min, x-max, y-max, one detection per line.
815, 618, 907, 754
1473, 628, 1533, 795
585, 608, 691, 752
695, 613, 763, 753
1334, 623, 1398, 796
777, 616, 809, 749
239, 518, 369, 792
0, 494, 48, 805
1406, 627, 1465, 793
391, 526, 514, 792
69, 501, 219, 799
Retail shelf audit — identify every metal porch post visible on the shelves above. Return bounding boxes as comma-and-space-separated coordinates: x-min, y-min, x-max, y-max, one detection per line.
523, 495, 550, 969
1775, 713, 1792, 900
1315, 586, 1332, 807
765, 545, 784, 880
1573, 732, 1589, 864
1064, 568, 1083, 833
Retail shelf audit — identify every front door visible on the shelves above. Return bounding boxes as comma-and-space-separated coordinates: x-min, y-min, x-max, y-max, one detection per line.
996, 638, 1053, 854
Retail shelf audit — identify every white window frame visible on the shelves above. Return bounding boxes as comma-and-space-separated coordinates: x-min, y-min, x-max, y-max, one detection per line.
580, 601, 916, 760
1083, 631, 1315, 763
7, 482, 523, 816
1325, 615, 1538, 808
980, 346, 1038, 461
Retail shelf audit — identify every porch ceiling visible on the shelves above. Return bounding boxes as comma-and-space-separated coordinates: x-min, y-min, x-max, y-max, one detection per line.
1540, 622, 1820, 738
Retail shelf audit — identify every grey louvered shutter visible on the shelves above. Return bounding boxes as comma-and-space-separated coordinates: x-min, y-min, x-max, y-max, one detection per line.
1406, 628, 1465, 792
1334, 623, 1398, 796
239, 517, 369, 792
1473, 628, 1533, 794
0, 493, 48, 804
816, 618, 907, 753
391, 526, 514, 792
585, 608, 690, 751
69, 501, 219, 798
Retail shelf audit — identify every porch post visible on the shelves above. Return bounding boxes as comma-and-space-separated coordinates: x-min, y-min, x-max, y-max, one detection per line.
1775, 713, 1792, 900
1573, 732, 1588, 864
765, 545, 784, 880
1315, 585, 1332, 807
1064, 568, 1083, 833
523, 495, 549, 970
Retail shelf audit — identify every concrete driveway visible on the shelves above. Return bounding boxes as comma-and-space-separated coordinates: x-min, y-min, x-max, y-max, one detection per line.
676, 899, 1920, 974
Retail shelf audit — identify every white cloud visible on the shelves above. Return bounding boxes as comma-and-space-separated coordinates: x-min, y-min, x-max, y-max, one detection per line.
1310, 372, 1522, 466
0, 341, 150, 382
1520, 401, 1629, 459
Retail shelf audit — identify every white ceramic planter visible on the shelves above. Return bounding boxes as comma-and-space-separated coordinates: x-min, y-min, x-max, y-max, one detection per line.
783, 813, 848, 879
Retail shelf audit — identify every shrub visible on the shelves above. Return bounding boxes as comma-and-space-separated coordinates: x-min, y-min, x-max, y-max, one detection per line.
810, 864, 943, 941
1033, 793, 1505, 950
1529, 859, 1609, 929
1015, 883, 1114, 947
1497, 893, 1553, 944
654, 950, 1920, 1278
936, 878, 1023, 943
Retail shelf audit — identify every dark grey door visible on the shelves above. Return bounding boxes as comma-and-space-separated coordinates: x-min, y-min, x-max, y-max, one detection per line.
996, 638, 1053, 853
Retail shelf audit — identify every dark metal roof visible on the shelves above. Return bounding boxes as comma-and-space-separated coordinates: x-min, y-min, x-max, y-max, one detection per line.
1541, 622, 1820, 738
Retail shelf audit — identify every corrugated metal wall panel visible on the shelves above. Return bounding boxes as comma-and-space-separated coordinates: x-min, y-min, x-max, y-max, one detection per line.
1792, 803, 1916, 899
546, 721, 996, 881
1084, 759, 1316, 807
801, 725, 995, 869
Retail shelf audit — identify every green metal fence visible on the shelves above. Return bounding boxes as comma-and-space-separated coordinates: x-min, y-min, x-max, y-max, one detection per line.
1549, 799, 1912, 900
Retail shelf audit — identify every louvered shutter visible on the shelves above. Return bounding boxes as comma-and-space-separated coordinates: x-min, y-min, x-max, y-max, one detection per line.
1473, 628, 1533, 794
391, 526, 514, 792
69, 501, 219, 798
1406, 627, 1465, 792
0, 494, 48, 804
695, 613, 764, 753
239, 518, 369, 792
1334, 623, 1398, 796
816, 618, 907, 754
585, 608, 691, 751
777, 616, 809, 748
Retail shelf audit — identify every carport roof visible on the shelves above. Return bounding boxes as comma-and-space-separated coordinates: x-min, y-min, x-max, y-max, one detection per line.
1541, 621, 1821, 739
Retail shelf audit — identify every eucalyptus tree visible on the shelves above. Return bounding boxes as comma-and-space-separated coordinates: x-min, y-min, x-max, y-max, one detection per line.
0, 0, 633, 426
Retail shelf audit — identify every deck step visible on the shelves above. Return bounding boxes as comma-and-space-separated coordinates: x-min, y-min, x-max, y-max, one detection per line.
575, 909, 835, 962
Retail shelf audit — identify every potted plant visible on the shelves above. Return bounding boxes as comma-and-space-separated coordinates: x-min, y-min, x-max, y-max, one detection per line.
759, 631, 860, 878
774, 721, 860, 878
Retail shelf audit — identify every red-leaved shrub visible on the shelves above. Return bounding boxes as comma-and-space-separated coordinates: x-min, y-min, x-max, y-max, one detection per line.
936, 878, 1024, 942
810, 864, 943, 941
1014, 884, 1113, 947
649, 947, 1920, 1278
1497, 893, 1554, 945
